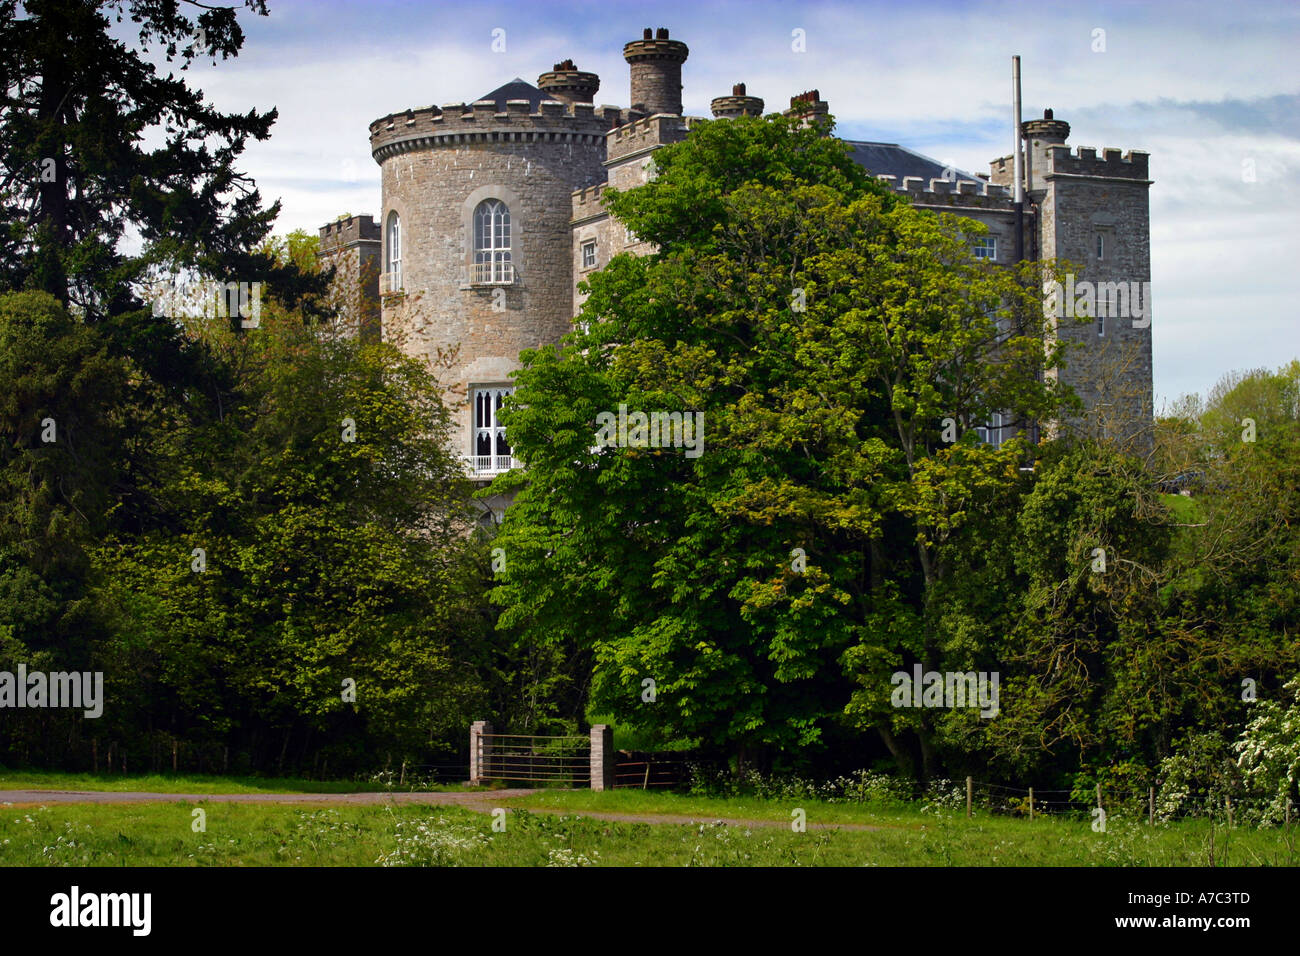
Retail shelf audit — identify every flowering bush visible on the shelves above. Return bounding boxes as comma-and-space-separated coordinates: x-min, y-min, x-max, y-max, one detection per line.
376, 814, 487, 866
1235, 675, 1300, 826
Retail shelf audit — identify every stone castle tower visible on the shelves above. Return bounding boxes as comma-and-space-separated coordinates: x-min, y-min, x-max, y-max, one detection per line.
322, 28, 1154, 517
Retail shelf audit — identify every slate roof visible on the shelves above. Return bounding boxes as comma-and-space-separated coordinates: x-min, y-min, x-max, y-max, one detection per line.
844, 140, 987, 186
476, 78, 548, 111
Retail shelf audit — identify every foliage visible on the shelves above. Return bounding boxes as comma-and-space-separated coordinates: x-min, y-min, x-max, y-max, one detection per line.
1235, 675, 1300, 824
490, 112, 1069, 773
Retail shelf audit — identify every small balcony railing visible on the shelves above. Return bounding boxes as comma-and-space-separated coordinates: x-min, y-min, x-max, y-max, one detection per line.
471, 261, 514, 285
466, 454, 515, 477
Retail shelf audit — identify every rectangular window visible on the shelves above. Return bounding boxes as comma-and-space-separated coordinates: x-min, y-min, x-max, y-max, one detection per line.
972, 236, 997, 261
470, 386, 515, 476
581, 239, 597, 269
1096, 234, 1105, 260
1098, 314, 1106, 337
977, 412, 1008, 449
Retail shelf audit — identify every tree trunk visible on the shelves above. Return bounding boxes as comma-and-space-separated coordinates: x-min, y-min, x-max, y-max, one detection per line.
877, 726, 913, 777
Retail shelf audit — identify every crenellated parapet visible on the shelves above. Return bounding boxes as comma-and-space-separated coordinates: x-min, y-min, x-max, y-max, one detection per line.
369, 99, 627, 163
318, 214, 379, 254
991, 145, 1151, 184
1045, 144, 1151, 181
571, 183, 609, 224
875, 174, 1014, 208
605, 113, 702, 164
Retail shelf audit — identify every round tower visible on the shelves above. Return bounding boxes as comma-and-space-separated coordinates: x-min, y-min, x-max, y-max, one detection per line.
710, 83, 764, 119
369, 97, 620, 481
537, 60, 600, 104
1022, 108, 1070, 191
623, 27, 689, 116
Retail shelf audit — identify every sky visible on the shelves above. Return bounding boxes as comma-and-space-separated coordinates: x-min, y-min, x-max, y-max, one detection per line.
162, 0, 1298, 408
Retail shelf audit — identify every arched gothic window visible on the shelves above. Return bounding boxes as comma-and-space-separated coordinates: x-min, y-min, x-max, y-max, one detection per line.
473, 199, 512, 283
385, 211, 401, 288
472, 386, 514, 473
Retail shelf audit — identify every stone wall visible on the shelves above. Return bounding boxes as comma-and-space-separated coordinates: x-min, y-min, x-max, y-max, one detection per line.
374, 103, 610, 464
1038, 145, 1154, 450
317, 214, 381, 340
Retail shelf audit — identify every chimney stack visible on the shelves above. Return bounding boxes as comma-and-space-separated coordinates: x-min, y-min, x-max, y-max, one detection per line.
784, 89, 830, 130
711, 82, 764, 118
623, 27, 689, 116
538, 60, 600, 104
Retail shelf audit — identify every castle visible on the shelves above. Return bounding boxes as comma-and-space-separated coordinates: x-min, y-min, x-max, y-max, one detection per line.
319, 28, 1154, 519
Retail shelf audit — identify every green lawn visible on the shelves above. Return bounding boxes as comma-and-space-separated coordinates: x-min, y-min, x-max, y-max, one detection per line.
1, 790, 1295, 866
508, 787, 931, 825
0, 769, 477, 794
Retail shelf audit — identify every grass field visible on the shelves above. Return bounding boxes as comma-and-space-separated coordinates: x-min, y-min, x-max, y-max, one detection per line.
1, 788, 1296, 867
0, 770, 477, 794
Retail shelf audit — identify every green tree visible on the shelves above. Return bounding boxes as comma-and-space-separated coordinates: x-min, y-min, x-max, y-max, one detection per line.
490, 113, 1068, 772
0, 0, 326, 397
90, 298, 490, 771
0, 290, 131, 761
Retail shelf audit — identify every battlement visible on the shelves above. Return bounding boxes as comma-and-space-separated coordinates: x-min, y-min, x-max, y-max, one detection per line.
318, 214, 379, 254
622, 31, 690, 64
571, 182, 610, 222
605, 113, 702, 164
1045, 144, 1150, 179
990, 148, 1148, 185
876, 174, 1012, 205
369, 100, 625, 161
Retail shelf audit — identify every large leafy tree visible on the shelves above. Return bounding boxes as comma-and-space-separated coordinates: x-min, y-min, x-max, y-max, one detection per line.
89, 295, 490, 771
0, 0, 323, 342
979, 365, 1300, 784
490, 114, 1068, 770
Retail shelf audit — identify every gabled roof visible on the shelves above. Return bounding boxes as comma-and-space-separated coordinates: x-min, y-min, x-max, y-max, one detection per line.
844, 140, 987, 187
476, 77, 547, 111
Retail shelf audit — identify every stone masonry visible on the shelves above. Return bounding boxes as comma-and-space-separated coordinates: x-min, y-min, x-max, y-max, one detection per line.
324, 28, 1155, 503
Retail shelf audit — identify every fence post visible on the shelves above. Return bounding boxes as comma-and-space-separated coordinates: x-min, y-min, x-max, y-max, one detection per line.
1096, 783, 1102, 814
469, 720, 492, 785
966, 776, 972, 819
1028, 787, 1034, 821
1149, 786, 1155, 826
590, 724, 614, 792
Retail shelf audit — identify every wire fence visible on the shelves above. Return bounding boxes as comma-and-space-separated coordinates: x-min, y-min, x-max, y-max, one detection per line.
613, 757, 687, 790
966, 777, 1297, 826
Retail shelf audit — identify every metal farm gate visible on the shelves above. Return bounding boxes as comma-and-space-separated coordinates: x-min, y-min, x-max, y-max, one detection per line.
474, 732, 591, 787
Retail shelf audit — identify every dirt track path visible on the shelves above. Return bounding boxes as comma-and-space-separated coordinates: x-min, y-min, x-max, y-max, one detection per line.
0, 789, 889, 832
